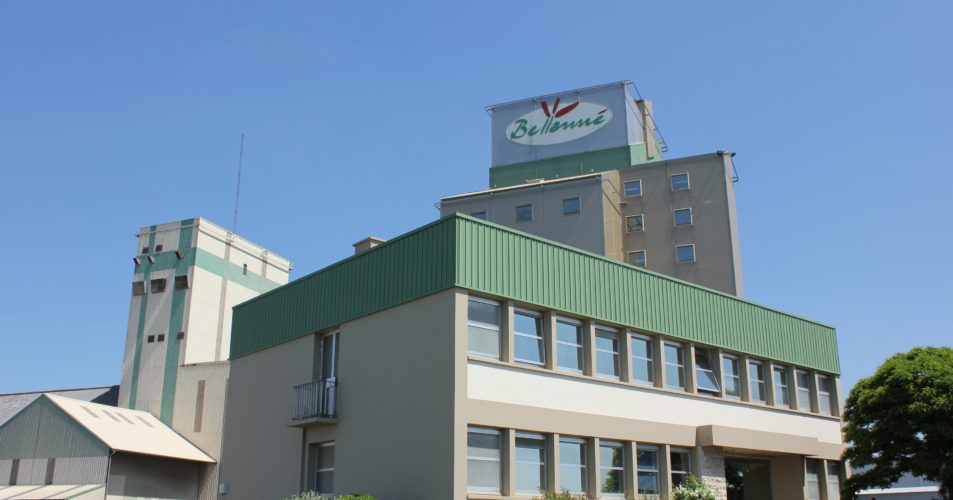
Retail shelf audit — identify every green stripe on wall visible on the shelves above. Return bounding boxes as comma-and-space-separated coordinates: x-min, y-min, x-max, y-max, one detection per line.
159, 220, 194, 424
127, 225, 156, 409
194, 248, 284, 294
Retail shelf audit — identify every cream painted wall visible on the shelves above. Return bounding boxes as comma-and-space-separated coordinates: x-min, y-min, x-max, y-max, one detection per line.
183, 268, 223, 365
467, 362, 842, 447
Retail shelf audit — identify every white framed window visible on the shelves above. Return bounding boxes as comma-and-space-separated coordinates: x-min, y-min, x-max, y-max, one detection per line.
468, 297, 501, 359
630, 334, 655, 385
796, 370, 813, 411
513, 310, 545, 366
467, 427, 502, 493
627, 250, 647, 268
595, 327, 620, 379
315, 442, 335, 495
671, 173, 690, 191
599, 441, 625, 496
563, 197, 581, 215
817, 375, 833, 415
695, 348, 721, 394
774, 365, 791, 407
624, 179, 642, 197
636, 445, 660, 495
470, 211, 487, 220
806, 459, 822, 500
556, 318, 584, 373
675, 244, 696, 263
670, 448, 691, 487
515, 432, 547, 495
749, 360, 767, 403
626, 214, 644, 232
673, 208, 693, 226
516, 204, 533, 222
722, 354, 741, 398
664, 341, 686, 389
826, 462, 842, 500
559, 437, 588, 495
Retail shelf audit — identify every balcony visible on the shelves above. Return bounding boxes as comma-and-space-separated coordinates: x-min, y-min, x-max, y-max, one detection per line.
290, 378, 337, 426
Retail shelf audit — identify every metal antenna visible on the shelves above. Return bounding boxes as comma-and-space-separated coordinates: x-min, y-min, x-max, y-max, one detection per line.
232, 132, 245, 233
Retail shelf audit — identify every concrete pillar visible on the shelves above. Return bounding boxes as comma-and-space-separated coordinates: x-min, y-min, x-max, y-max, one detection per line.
660, 444, 673, 499
739, 355, 752, 402
543, 311, 557, 371
501, 301, 515, 363
714, 348, 727, 398
547, 433, 559, 494
685, 343, 697, 393
654, 336, 667, 388
624, 441, 638, 499
502, 429, 516, 496
583, 321, 597, 377
694, 446, 727, 500
765, 360, 778, 407
619, 330, 632, 383
587, 437, 600, 499
787, 365, 799, 410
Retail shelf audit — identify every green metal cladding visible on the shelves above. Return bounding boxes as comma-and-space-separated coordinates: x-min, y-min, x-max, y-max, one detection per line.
489, 142, 664, 188
231, 214, 839, 373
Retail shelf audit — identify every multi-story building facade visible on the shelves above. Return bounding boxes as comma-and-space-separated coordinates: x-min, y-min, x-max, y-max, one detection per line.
217, 214, 844, 500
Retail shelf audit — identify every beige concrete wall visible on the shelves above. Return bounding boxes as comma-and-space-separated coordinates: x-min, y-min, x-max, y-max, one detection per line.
440, 177, 609, 256
770, 455, 807, 500
218, 334, 315, 500
106, 453, 201, 500
617, 153, 742, 295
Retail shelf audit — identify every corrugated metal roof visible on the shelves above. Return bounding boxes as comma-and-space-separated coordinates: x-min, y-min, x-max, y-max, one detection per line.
231, 214, 839, 373
44, 394, 214, 463
0, 386, 118, 427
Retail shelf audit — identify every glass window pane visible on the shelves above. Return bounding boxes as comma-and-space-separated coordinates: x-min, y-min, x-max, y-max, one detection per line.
601, 469, 624, 494
674, 209, 692, 226
596, 332, 619, 378
670, 451, 690, 473
470, 211, 487, 220
316, 471, 333, 494
514, 334, 544, 364
563, 197, 581, 215
515, 436, 545, 494
637, 448, 658, 469
600, 443, 625, 495
774, 368, 790, 406
827, 462, 842, 500
723, 357, 741, 397
806, 459, 822, 500
626, 215, 644, 232
601, 445, 623, 467
695, 349, 720, 392
468, 429, 501, 493
749, 362, 766, 402
517, 204, 533, 221
468, 299, 500, 327
468, 325, 500, 358
676, 245, 695, 263
557, 343, 583, 372
556, 321, 580, 344
631, 337, 654, 384
672, 173, 690, 191
625, 179, 642, 197
665, 344, 685, 389
638, 473, 659, 494
317, 445, 334, 468
467, 432, 500, 459
559, 440, 587, 494
628, 250, 646, 267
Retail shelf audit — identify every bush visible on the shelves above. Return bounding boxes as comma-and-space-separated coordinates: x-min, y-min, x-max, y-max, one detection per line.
284, 493, 376, 500
337, 496, 377, 500
536, 490, 590, 500
673, 474, 716, 500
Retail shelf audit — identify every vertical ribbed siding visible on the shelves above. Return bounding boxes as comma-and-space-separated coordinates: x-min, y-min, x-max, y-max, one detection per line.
454, 217, 840, 373
230, 218, 458, 358
0, 397, 107, 460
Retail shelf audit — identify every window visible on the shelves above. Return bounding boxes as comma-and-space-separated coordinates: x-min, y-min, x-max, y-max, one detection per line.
749, 360, 767, 403
514, 310, 545, 365
150, 278, 167, 293
563, 197, 581, 215
176, 332, 185, 340
817, 375, 833, 415
636, 445, 660, 495
147, 335, 155, 343
467, 427, 502, 493
695, 348, 721, 393
774, 366, 790, 407
315, 442, 334, 495
515, 432, 546, 495
675, 244, 695, 263
671, 173, 690, 191
673, 208, 693, 226
470, 211, 487, 220
559, 437, 588, 494
556, 319, 584, 373
141, 247, 149, 254
664, 342, 685, 389
627, 250, 646, 268
157, 334, 165, 342
806, 459, 822, 500
516, 204, 533, 222
595, 328, 620, 379
242, 263, 248, 276
630, 335, 655, 385
826, 462, 842, 500
600, 441, 625, 496
796, 370, 812, 411
132, 281, 146, 296
624, 179, 642, 197
670, 449, 691, 487
468, 298, 501, 359
722, 355, 741, 398
626, 214, 644, 232
174, 275, 189, 290
154, 244, 163, 252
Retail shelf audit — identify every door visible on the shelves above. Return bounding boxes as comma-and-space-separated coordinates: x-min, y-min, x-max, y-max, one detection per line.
726, 458, 772, 500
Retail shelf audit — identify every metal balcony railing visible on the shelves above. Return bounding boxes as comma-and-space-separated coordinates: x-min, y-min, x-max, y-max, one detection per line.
292, 378, 337, 420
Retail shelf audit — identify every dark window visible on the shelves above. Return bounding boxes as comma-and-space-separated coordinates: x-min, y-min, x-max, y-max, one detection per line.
154, 244, 163, 252
132, 281, 146, 296
147, 335, 155, 343
671, 173, 690, 191
242, 264, 248, 276
176, 332, 185, 340
624, 179, 642, 197
151, 278, 167, 293
157, 334, 165, 342
516, 204, 533, 222
174, 275, 189, 290
676, 245, 696, 263
563, 197, 581, 215
626, 214, 644, 232
10, 458, 19, 485
141, 247, 149, 254
674, 208, 693, 226
470, 211, 487, 220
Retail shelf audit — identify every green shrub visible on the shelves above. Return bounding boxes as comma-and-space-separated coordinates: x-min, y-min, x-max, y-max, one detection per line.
285, 492, 322, 500
536, 490, 590, 500
672, 474, 716, 500
284, 493, 376, 500
337, 495, 377, 500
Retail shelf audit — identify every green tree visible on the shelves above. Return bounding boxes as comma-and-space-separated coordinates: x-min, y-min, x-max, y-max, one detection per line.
842, 347, 953, 500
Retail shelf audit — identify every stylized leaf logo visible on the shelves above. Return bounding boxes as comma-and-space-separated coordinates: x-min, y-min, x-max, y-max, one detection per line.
541, 101, 551, 117
555, 101, 580, 118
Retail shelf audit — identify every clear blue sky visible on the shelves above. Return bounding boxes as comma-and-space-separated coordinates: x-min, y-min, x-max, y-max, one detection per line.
1, 1, 950, 394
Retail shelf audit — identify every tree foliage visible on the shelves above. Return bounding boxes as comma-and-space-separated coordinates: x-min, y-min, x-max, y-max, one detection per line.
842, 347, 953, 500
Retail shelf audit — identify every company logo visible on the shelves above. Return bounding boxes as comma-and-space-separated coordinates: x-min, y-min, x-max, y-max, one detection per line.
506, 98, 612, 146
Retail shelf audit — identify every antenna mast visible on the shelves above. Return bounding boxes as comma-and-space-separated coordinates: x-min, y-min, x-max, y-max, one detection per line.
232, 132, 245, 233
